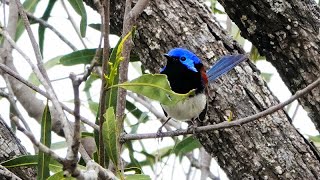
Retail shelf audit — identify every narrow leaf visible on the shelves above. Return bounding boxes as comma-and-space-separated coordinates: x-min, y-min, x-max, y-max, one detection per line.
1, 155, 61, 171
60, 48, 97, 66
112, 74, 195, 105
38, 0, 57, 54
38, 102, 52, 180
67, 0, 87, 37
102, 107, 119, 168
1, 155, 38, 168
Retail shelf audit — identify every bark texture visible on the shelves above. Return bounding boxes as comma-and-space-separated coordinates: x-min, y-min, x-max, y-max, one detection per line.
103, 0, 320, 179
218, 0, 320, 132
0, 116, 36, 179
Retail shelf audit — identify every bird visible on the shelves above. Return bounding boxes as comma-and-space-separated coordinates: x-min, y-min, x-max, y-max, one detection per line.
160, 47, 247, 126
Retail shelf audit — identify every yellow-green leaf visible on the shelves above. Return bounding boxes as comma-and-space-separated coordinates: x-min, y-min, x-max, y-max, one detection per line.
111, 74, 195, 106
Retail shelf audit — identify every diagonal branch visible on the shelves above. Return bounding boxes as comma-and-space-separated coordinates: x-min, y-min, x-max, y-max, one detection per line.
122, 76, 320, 141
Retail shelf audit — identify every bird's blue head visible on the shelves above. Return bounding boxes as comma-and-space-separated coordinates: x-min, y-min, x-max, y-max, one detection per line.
162, 48, 202, 72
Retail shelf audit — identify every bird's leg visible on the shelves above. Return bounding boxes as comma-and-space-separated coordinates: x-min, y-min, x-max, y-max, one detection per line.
156, 117, 172, 137
187, 118, 198, 135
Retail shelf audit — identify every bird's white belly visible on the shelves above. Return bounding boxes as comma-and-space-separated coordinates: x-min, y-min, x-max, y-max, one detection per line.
162, 93, 207, 121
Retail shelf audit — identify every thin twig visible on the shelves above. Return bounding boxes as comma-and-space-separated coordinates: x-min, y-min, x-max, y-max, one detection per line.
122, 77, 320, 141
25, 12, 77, 51
0, 63, 99, 130
68, 73, 81, 172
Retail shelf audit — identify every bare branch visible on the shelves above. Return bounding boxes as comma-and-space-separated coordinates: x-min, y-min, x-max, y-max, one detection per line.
122, 76, 320, 141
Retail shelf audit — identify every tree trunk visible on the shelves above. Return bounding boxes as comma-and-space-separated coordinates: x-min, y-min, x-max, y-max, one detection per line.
98, 0, 320, 179
218, 0, 320, 132
0, 116, 36, 179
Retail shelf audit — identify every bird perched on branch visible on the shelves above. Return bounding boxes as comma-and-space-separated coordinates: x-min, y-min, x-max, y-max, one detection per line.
160, 48, 247, 126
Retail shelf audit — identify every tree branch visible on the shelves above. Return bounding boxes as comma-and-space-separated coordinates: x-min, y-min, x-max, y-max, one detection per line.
122, 76, 320, 141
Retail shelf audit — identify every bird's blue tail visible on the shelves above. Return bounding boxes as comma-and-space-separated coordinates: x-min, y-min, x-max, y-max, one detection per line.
207, 54, 247, 83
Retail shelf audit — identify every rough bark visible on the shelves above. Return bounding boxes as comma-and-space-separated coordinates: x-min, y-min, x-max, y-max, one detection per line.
0, 116, 36, 179
218, 0, 320, 132
101, 0, 320, 179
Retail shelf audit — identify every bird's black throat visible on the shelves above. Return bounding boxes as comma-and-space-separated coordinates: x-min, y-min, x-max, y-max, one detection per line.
161, 59, 205, 94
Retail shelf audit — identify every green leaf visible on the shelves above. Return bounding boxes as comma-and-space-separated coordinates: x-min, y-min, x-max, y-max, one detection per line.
15, 0, 40, 40
126, 100, 148, 124
125, 174, 151, 180
173, 136, 201, 160
102, 107, 119, 168
60, 48, 97, 66
38, 0, 57, 55
1, 155, 61, 171
111, 74, 195, 106
68, 0, 87, 37
28, 55, 61, 86
1, 155, 38, 168
38, 102, 52, 180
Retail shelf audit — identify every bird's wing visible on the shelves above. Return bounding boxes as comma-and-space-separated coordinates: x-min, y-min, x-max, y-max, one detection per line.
207, 54, 247, 83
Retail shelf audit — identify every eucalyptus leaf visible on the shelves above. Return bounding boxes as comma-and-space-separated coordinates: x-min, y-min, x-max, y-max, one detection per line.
38, 102, 52, 180
39, 0, 57, 55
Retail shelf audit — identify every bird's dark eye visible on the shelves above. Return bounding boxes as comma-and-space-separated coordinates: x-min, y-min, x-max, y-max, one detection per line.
180, 57, 186, 61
